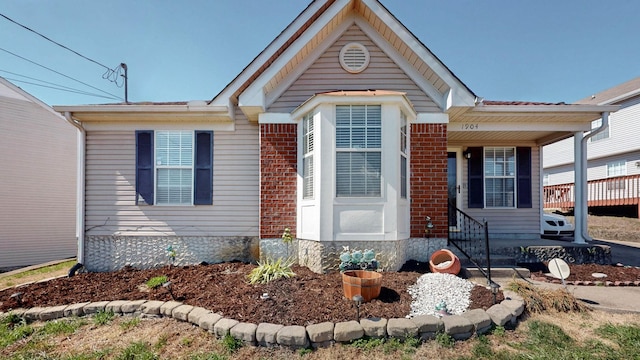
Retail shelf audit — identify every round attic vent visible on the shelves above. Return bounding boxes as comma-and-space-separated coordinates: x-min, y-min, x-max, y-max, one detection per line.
339, 42, 370, 73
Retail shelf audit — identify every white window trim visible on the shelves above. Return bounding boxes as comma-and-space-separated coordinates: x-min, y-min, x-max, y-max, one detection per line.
484, 147, 517, 208
606, 160, 627, 178
302, 112, 314, 199
335, 104, 382, 198
154, 130, 194, 206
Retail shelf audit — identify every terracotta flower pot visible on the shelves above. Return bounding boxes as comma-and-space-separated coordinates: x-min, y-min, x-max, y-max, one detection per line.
342, 270, 382, 302
429, 249, 461, 275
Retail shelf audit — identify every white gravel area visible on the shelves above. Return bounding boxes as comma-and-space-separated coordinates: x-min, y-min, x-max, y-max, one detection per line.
407, 272, 475, 317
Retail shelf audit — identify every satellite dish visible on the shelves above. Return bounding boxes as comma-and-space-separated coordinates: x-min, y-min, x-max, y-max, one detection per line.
548, 258, 570, 280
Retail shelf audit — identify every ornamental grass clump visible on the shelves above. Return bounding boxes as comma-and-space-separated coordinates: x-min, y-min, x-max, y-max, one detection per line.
506, 278, 590, 313
247, 257, 296, 284
339, 247, 378, 272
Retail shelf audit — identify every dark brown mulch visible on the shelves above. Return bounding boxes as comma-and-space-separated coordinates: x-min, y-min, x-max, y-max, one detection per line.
530, 263, 640, 284
0, 261, 502, 326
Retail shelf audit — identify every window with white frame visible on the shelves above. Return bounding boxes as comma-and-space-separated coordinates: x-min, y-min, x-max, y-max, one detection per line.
400, 112, 408, 199
484, 147, 516, 207
607, 160, 626, 190
155, 130, 194, 205
336, 105, 381, 197
302, 112, 314, 199
607, 160, 626, 177
589, 118, 609, 142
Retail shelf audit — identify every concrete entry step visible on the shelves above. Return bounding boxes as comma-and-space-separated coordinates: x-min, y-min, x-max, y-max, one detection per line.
462, 267, 530, 280
460, 255, 516, 267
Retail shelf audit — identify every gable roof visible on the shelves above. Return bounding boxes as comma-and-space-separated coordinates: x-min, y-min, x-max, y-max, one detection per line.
576, 76, 640, 105
209, 0, 477, 121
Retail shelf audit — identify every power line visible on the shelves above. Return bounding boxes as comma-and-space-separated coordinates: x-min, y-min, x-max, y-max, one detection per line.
0, 12, 126, 86
0, 47, 123, 101
0, 69, 121, 100
4, 77, 122, 100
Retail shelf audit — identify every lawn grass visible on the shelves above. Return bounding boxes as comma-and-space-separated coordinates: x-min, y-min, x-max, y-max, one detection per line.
1, 311, 639, 359
0, 259, 76, 290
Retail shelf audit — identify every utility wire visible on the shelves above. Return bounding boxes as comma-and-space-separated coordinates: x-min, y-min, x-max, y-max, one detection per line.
0, 47, 123, 101
0, 12, 125, 86
4, 77, 122, 100
0, 69, 120, 100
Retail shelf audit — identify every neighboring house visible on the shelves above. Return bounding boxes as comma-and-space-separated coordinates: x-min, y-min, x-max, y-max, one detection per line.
55, 0, 614, 273
543, 77, 640, 218
0, 77, 77, 269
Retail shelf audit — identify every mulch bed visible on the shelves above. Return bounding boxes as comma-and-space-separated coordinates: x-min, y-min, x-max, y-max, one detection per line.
0, 261, 502, 326
530, 263, 640, 286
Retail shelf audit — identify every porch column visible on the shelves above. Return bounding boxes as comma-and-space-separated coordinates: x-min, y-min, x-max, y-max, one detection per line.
573, 131, 590, 244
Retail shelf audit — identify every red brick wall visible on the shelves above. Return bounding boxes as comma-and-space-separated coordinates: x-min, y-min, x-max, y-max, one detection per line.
260, 124, 297, 238
410, 123, 448, 238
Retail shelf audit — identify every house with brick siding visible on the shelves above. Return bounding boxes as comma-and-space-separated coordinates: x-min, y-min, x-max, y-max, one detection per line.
55, 0, 615, 273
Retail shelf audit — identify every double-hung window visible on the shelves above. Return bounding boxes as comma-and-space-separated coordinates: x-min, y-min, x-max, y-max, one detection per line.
335, 105, 381, 197
607, 160, 626, 190
400, 112, 408, 199
302, 112, 314, 199
484, 147, 516, 207
156, 131, 193, 205
136, 130, 213, 205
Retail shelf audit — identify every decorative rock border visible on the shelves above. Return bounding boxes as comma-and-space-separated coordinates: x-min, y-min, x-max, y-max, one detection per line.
0, 293, 526, 349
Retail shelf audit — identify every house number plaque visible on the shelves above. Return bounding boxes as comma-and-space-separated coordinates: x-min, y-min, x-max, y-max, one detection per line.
461, 123, 479, 130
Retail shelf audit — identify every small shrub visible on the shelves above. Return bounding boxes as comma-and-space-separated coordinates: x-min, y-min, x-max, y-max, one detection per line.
93, 310, 115, 326
247, 257, 295, 284
435, 332, 455, 348
188, 353, 228, 360
146, 276, 168, 289
221, 334, 243, 353
298, 347, 313, 356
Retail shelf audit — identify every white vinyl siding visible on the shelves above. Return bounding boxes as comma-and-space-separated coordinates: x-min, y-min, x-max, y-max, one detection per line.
155, 131, 193, 205
302, 112, 314, 199
0, 92, 77, 268
484, 147, 516, 208
464, 146, 541, 239
268, 24, 439, 113
84, 111, 259, 237
544, 95, 640, 176
589, 118, 609, 142
336, 105, 381, 197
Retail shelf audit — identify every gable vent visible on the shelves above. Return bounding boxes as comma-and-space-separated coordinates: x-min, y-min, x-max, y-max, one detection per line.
339, 42, 370, 74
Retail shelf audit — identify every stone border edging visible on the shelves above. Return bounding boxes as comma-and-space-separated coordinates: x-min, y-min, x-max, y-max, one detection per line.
531, 276, 640, 287
0, 293, 525, 348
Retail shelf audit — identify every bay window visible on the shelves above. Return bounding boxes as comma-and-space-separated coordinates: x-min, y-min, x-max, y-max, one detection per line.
335, 105, 381, 197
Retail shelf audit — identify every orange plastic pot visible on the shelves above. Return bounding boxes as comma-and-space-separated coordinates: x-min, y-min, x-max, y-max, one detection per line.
429, 249, 461, 275
342, 270, 382, 302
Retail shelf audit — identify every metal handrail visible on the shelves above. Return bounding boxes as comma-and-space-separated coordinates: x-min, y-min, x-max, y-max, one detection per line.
448, 202, 492, 286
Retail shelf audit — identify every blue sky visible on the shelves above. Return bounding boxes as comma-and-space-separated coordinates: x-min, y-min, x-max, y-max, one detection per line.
1, 0, 639, 106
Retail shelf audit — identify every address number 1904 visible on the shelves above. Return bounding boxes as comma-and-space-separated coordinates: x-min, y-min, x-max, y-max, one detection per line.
461, 123, 479, 130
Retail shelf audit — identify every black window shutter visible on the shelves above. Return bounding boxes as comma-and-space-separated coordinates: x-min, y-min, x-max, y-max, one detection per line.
467, 147, 484, 208
135, 130, 154, 205
517, 147, 532, 208
194, 131, 213, 205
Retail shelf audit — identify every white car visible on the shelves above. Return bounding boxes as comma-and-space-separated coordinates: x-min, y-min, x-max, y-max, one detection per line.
541, 213, 574, 239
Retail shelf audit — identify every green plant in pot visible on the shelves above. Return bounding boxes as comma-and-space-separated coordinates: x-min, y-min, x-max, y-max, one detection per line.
339, 247, 378, 272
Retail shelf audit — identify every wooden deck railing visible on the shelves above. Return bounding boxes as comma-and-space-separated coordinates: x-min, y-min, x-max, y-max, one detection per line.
544, 174, 640, 209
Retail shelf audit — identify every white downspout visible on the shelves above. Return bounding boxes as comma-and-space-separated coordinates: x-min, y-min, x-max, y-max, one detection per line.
64, 112, 86, 265
573, 111, 609, 244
